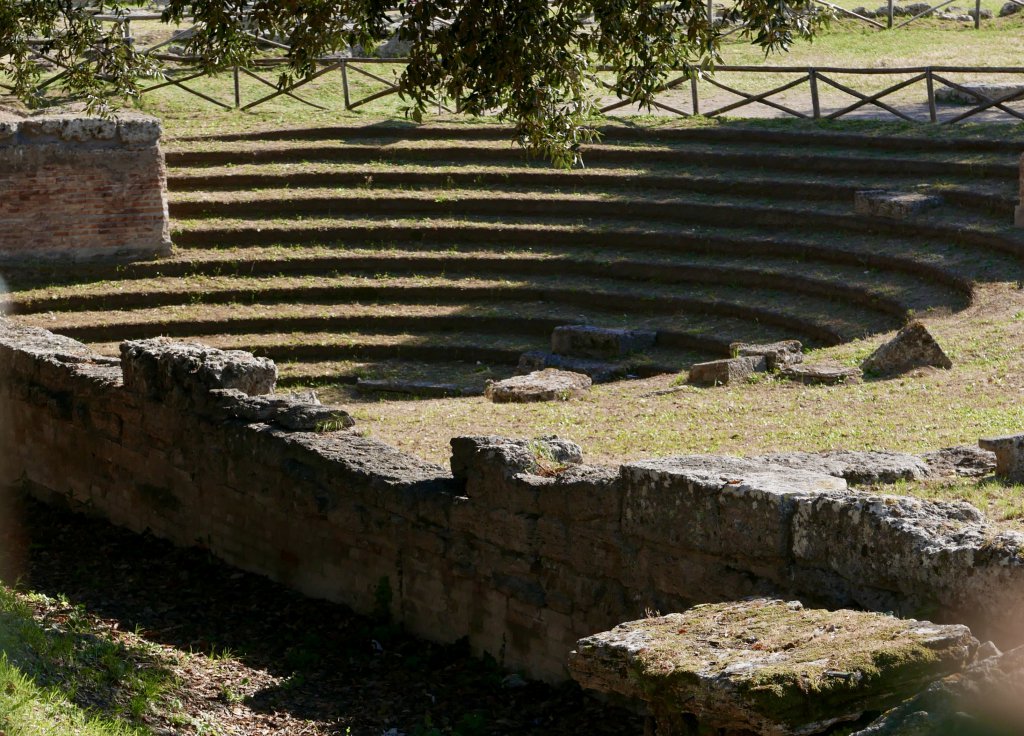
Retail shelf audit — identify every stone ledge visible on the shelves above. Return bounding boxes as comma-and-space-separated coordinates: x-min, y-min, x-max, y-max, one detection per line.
569, 599, 977, 736
0, 112, 163, 147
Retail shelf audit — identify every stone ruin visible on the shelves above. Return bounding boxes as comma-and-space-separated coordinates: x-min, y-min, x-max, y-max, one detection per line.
0, 111, 170, 261
2, 318, 1024, 734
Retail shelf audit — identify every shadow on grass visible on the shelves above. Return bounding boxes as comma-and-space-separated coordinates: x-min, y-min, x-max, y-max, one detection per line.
17, 498, 642, 736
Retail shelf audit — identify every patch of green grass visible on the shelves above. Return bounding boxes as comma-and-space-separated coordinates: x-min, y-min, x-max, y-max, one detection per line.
0, 586, 179, 736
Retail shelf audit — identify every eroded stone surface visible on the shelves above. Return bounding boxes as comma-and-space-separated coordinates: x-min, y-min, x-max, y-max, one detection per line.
450, 435, 584, 480
979, 434, 1024, 482
485, 368, 592, 403
688, 356, 764, 386
921, 445, 997, 478
120, 338, 277, 402
210, 388, 354, 432
569, 599, 977, 736
854, 645, 1024, 735
862, 321, 952, 377
731, 339, 803, 370
757, 450, 930, 484
780, 363, 863, 385
855, 190, 942, 219
551, 325, 657, 359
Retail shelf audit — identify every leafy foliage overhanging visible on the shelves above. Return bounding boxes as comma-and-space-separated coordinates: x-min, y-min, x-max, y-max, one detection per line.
0, 0, 824, 165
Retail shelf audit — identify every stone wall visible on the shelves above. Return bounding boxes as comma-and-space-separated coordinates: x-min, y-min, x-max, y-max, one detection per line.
2, 319, 1024, 683
0, 112, 170, 261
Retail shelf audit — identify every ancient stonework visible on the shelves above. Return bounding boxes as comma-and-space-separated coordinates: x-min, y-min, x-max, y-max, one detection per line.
0, 111, 170, 261
569, 599, 977, 736
484, 368, 592, 402
978, 434, 1024, 483
854, 190, 942, 219
862, 321, 952, 376
551, 325, 657, 360
780, 363, 863, 385
854, 644, 1024, 735
518, 350, 625, 382
731, 339, 803, 370
4, 321, 1024, 685
755, 450, 930, 484
688, 356, 764, 386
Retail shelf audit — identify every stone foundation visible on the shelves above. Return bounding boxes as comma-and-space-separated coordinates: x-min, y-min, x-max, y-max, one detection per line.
2, 320, 1024, 683
0, 112, 170, 261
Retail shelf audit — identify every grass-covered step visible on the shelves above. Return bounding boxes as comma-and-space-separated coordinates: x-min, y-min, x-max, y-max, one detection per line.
172, 205, 1024, 268
179, 123, 1024, 157
3, 271, 897, 344
165, 139, 1019, 180
12, 299, 817, 358
166, 163, 1018, 218
17, 246, 955, 318
88, 329, 540, 366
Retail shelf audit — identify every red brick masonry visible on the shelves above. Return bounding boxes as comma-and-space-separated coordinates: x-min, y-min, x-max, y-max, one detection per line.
0, 113, 170, 260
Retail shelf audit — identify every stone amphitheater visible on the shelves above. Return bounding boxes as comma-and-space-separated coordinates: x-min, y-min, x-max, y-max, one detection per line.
3, 122, 1021, 392
4, 111, 1024, 735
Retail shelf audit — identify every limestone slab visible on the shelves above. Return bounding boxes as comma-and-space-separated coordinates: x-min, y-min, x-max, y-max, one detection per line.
569, 599, 977, 736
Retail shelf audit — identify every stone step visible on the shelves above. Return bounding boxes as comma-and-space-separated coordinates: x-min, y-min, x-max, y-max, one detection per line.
165, 166, 1017, 218
164, 139, 1019, 180
175, 122, 1024, 157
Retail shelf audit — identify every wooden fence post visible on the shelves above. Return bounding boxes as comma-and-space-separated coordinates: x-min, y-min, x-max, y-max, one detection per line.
809, 69, 820, 119
233, 65, 240, 108
887, 0, 894, 27
690, 76, 700, 116
926, 69, 937, 122
341, 60, 350, 109
974, 0, 982, 27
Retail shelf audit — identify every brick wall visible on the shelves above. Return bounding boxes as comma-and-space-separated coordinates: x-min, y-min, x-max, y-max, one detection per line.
2, 320, 1024, 683
0, 113, 170, 260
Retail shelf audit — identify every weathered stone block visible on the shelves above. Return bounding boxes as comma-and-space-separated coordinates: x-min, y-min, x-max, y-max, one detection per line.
569, 599, 977, 736
978, 434, 1024, 482
210, 388, 354, 431
485, 369, 591, 403
120, 339, 277, 402
755, 450, 930, 484
731, 339, 803, 370
862, 320, 952, 376
687, 356, 764, 386
935, 83, 1024, 106
551, 325, 657, 359
780, 363, 863, 385
855, 190, 942, 219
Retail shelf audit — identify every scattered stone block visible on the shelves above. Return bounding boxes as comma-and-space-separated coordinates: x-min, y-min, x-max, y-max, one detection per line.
855, 190, 942, 219
780, 362, 863, 385
731, 339, 803, 370
356, 378, 478, 397
862, 321, 952, 377
687, 356, 764, 387
757, 450, 930, 484
569, 599, 977, 736
1000, 0, 1022, 16
517, 350, 624, 383
978, 434, 1024, 482
551, 325, 657, 360
920, 445, 997, 478
936, 83, 1024, 106
484, 369, 591, 403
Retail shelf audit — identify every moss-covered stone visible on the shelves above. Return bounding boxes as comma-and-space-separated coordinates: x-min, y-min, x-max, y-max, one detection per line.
568, 599, 977, 736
